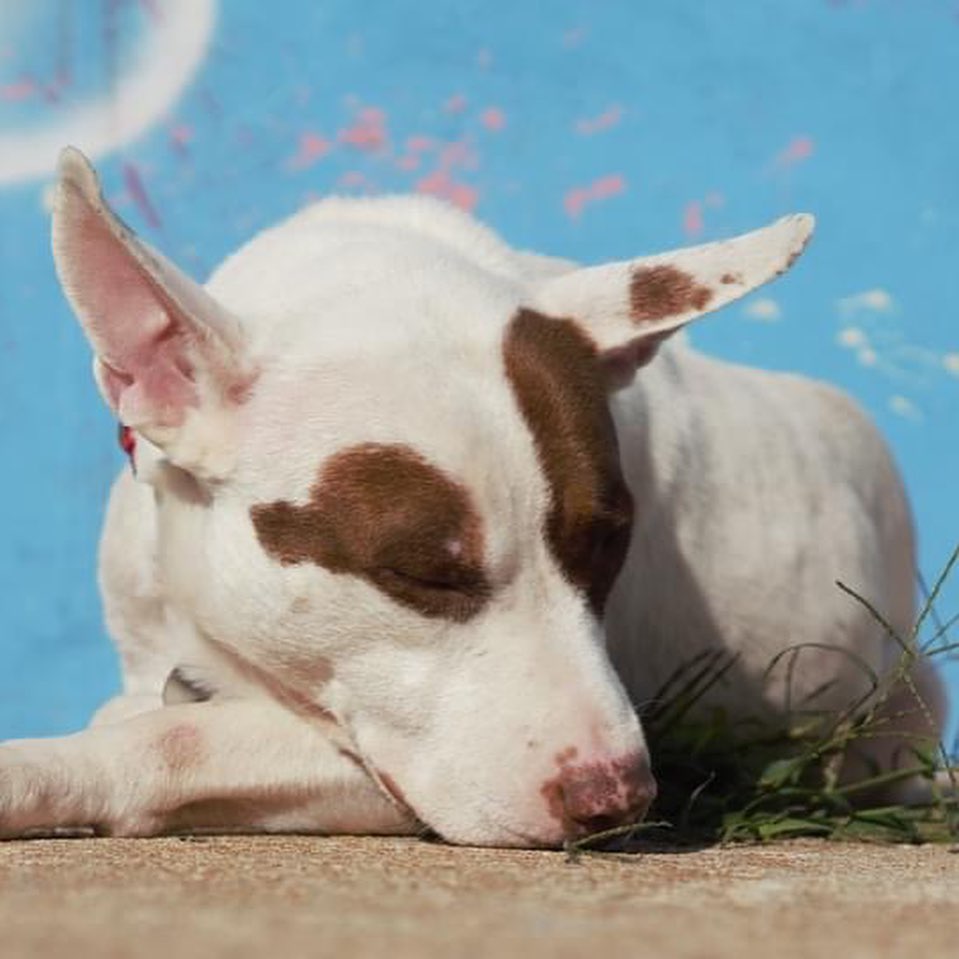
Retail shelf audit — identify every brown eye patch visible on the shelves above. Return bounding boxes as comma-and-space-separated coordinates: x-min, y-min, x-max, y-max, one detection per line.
503, 309, 634, 614
250, 443, 490, 623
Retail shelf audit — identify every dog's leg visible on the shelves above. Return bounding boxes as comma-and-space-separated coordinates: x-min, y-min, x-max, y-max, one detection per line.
839, 655, 949, 805
0, 699, 415, 838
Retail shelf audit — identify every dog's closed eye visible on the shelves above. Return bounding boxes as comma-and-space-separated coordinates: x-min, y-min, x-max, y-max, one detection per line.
368, 563, 491, 622
374, 565, 485, 594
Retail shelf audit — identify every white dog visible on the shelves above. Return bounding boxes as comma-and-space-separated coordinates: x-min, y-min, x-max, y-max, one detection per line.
0, 148, 945, 847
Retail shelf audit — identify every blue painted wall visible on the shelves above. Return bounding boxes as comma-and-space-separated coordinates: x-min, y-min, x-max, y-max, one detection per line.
1, 0, 957, 744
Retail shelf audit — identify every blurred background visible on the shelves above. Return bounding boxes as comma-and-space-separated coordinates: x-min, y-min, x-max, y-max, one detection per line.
0, 0, 956, 743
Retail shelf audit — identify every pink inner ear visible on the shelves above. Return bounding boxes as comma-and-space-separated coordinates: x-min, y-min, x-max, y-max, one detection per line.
59, 185, 200, 426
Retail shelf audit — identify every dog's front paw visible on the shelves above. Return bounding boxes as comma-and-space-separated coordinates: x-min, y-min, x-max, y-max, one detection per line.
0, 743, 97, 839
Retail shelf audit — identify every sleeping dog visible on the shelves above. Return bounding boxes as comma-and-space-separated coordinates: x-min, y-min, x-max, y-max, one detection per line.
0, 148, 945, 846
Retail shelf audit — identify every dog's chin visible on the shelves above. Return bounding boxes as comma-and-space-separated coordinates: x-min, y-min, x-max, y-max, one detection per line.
431, 820, 567, 849
407, 801, 570, 849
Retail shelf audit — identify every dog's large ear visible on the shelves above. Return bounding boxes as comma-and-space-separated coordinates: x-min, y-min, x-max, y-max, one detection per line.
52, 147, 253, 479
530, 215, 814, 389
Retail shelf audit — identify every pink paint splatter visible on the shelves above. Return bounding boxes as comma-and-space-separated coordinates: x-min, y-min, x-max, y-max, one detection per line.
396, 154, 420, 171
138, 0, 161, 19
168, 124, 193, 157
575, 105, 623, 136
476, 48, 493, 69
337, 171, 378, 192
199, 88, 222, 118
288, 131, 332, 171
122, 163, 161, 230
704, 191, 725, 209
775, 136, 814, 169
416, 170, 478, 212
438, 140, 479, 171
339, 107, 388, 152
683, 201, 704, 238
406, 136, 435, 153
444, 93, 468, 114
0, 77, 38, 102
480, 107, 506, 131
563, 175, 626, 219
562, 26, 588, 48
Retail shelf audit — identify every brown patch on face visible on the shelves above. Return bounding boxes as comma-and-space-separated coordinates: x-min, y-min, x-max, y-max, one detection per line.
630, 265, 713, 322
251, 445, 490, 623
156, 723, 205, 773
503, 310, 634, 613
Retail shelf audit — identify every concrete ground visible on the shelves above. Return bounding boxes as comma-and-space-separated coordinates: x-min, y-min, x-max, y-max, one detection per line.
1, 836, 957, 959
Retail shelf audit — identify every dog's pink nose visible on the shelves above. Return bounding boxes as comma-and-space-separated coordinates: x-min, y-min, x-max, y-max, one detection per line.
543, 752, 657, 838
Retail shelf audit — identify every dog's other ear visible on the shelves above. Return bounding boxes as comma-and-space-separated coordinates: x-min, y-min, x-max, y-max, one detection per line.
52, 147, 254, 479
530, 214, 814, 389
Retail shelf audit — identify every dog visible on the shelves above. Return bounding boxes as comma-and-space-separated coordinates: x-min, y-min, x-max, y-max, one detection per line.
0, 147, 946, 847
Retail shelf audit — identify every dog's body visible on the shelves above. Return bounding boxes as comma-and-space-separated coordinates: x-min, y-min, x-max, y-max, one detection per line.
0, 150, 945, 846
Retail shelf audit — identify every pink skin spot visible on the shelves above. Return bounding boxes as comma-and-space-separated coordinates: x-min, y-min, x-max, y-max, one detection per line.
574, 105, 623, 136
288, 131, 332, 171
156, 723, 205, 773
480, 107, 506, 131
683, 200, 704, 238
563, 174, 626, 220
443, 93, 468, 114
121, 163, 162, 230
416, 170, 478, 212
775, 135, 815, 169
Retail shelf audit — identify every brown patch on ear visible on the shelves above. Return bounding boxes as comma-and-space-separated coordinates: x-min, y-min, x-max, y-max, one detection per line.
503, 309, 633, 614
630, 265, 713, 322
778, 248, 803, 275
251, 445, 490, 623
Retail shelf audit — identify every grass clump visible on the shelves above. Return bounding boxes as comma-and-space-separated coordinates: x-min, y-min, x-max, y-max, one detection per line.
566, 545, 959, 858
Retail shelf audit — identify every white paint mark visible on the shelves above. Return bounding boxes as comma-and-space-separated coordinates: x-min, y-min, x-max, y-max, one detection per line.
837, 326, 868, 348
744, 298, 781, 322
944, 353, 959, 376
0, 1, 216, 185
837, 288, 895, 315
857, 348, 878, 367
888, 395, 922, 421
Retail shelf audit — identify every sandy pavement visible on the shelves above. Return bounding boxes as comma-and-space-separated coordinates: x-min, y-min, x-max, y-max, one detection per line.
1, 836, 956, 959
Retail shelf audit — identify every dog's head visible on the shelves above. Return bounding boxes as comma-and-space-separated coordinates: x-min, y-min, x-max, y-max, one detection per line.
52, 148, 812, 846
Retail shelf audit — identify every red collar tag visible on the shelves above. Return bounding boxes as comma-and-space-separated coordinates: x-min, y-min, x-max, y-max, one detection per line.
117, 424, 137, 467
